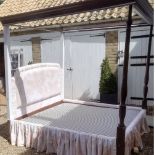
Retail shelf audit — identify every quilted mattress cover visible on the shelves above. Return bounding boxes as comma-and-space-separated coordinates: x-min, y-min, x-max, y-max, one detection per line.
10, 101, 149, 155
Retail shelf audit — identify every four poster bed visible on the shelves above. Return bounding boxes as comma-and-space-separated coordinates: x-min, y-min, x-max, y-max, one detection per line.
11, 63, 149, 155
0, 0, 153, 155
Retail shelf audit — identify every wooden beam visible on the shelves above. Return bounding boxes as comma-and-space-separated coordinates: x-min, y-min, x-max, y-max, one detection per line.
16, 101, 63, 120
142, 25, 153, 109
3, 26, 13, 120
134, 0, 154, 25
116, 5, 132, 155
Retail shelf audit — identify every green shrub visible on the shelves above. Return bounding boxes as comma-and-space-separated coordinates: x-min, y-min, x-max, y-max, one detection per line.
99, 57, 117, 94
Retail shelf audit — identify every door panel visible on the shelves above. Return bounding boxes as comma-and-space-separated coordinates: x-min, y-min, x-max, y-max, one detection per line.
41, 31, 105, 101
41, 37, 62, 66
118, 29, 154, 106
64, 38, 73, 99
65, 33, 105, 101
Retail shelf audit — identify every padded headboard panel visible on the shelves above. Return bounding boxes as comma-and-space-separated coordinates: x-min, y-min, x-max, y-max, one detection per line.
12, 63, 63, 119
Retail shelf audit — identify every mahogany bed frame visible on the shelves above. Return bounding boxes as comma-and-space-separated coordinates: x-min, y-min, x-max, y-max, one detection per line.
0, 1, 153, 155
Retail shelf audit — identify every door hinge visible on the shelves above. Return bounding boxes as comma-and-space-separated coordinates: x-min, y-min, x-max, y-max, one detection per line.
90, 33, 105, 38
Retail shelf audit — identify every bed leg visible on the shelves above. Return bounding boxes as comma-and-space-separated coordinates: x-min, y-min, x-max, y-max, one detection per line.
116, 125, 126, 155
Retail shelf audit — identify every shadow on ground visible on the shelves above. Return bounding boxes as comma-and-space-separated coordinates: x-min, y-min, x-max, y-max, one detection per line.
19, 149, 48, 155
0, 121, 10, 142
131, 127, 154, 155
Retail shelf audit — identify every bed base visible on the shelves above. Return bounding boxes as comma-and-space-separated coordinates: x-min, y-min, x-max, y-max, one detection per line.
10, 100, 149, 155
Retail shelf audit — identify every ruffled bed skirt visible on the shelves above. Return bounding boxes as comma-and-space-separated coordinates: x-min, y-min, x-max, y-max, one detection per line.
10, 111, 149, 155
11, 121, 117, 155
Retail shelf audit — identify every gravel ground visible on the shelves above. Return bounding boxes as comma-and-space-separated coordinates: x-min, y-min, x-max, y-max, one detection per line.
0, 94, 153, 155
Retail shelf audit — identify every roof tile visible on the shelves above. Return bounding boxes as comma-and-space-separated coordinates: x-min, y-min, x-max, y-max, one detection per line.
0, 0, 153, 32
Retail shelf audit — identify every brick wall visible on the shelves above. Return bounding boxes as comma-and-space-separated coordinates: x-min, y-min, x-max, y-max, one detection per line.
32, 37, 41, 63
105, 31, 118, 74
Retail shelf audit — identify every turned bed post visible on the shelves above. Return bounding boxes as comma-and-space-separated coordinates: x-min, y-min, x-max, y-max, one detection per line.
116, 5, 132, 155
142, 25, 153, 110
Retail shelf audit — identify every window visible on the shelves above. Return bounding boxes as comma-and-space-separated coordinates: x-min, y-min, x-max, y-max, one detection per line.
10, 49, 23, 76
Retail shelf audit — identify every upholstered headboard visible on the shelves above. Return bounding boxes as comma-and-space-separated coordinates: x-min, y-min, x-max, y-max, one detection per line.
12, 63, 63, 119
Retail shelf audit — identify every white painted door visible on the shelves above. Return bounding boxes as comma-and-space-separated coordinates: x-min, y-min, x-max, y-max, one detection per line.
41, 37, 62, 66
65, 31, 105, 101
118, 28, 154, 106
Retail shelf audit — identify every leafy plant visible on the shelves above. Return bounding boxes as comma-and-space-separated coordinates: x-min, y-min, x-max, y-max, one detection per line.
99, 57, 117, 94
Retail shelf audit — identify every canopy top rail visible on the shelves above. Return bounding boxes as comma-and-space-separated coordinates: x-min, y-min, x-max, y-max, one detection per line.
0, 0, 153, 26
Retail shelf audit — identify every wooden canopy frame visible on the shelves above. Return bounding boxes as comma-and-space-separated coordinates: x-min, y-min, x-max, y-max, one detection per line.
0, 0, 153, 155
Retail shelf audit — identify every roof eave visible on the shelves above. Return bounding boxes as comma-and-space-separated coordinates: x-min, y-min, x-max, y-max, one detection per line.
134, 0, 154, 25
0, 0, 153, 25
0, 0, 136, 25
